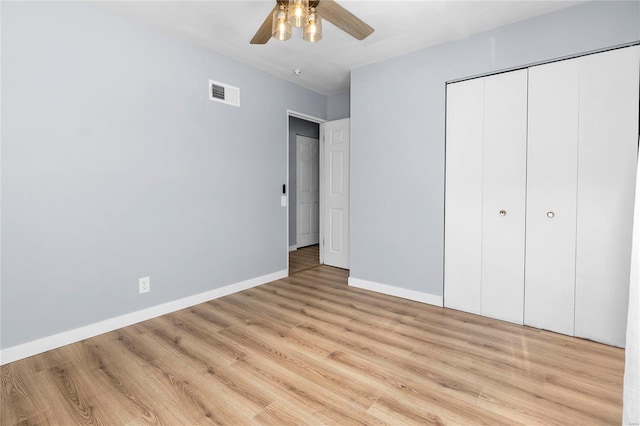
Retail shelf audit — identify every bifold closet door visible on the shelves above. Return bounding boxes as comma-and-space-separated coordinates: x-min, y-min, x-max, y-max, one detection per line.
444, 71, 527, 323
525, 59, 579, 336
480, 70, 528, 324
444, 78, 484, 315
574, 46, 640, 348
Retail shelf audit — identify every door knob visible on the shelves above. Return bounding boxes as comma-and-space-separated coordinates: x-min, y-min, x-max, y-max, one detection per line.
499, 210, 507, 216
547, 211, 555, 218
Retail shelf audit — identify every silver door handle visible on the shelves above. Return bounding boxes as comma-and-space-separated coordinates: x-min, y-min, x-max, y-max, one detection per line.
499, 210, 506, 216
547, 211, 555, 218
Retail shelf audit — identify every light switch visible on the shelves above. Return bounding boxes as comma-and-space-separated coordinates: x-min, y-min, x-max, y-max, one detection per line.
281, 195, 287, 207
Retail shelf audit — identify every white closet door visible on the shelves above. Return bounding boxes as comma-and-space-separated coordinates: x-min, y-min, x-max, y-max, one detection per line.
444, 78, 484, 315
525, 59, 579, 335
481, 70, 528, 324
574, 46, 640, 348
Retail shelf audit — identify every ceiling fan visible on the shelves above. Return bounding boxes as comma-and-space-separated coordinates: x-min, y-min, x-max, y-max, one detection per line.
250, 0, 374, 44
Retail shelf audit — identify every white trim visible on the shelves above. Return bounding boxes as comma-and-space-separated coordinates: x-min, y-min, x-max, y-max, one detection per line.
348, 277, 443, 307
0, 270, 287, 365
287, 110, 326, 124
319, 123, 325, 265
289, 245, 298, 252
0, 2, 3, 360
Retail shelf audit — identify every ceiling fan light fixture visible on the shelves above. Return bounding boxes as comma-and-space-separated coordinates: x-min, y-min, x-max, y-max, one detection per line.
303, 7, 322, 43
272, 5, 292, 41
288, 0, 309, 28
251, 0, 373, 46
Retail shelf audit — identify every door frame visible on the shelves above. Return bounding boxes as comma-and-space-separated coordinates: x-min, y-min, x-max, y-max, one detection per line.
287, 110, 325, 272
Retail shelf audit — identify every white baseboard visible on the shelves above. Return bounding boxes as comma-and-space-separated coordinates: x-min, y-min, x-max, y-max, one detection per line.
348, 277, 443, 307
0, 269, 287, 365
289, 245, 297, 252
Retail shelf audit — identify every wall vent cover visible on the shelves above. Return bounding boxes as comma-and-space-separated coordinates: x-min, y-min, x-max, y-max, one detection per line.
209, 80, 240, 107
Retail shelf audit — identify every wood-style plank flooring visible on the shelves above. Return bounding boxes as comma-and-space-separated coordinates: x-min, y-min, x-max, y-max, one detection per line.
289, 244, 320, 274
2, 260, 625, 425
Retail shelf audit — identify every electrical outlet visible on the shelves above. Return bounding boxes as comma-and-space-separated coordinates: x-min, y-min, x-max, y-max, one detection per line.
139, 276, 150, 294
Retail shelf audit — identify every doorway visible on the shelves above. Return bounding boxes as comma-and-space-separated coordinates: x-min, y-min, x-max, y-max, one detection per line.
287, 113, 350, 274
288, 115, 321, 273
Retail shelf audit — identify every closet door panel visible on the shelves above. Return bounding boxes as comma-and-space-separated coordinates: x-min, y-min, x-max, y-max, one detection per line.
525, 59, 579, 336
481, 70, 528, 324
444, 78, 484, 315
575, 46, 640, 347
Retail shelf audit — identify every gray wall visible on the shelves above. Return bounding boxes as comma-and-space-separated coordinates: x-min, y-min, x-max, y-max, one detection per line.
350, 1, 640, 297
1, 2, 326, 349
327, 91, 350, 120
288, 117, 320, 247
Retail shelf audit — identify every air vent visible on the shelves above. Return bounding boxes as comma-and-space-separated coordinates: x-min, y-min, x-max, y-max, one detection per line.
209, 80, 240, 107
211, 84, 225, 100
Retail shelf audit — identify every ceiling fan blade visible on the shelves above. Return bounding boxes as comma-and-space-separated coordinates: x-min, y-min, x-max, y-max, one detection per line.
316, 0, 374, 41
250, 5, 277, 44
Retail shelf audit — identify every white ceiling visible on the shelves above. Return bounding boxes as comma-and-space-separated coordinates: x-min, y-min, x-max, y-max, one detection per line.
97, 0, 584, 95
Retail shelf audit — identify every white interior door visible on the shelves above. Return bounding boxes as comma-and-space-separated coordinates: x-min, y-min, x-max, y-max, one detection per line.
322, 118, 350, 269
574, 46, 639, 348
296, 135, 319, 248
444, 78, 484, 315
480, 69, 528, 324
525, 58, 579, 336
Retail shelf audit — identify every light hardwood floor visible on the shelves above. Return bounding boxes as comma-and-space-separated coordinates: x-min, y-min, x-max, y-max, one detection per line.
2, 263, 624, 425
289, 244, 320, 274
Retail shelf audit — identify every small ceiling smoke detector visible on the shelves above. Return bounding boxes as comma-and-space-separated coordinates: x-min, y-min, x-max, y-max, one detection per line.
293, 69, 302, 76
